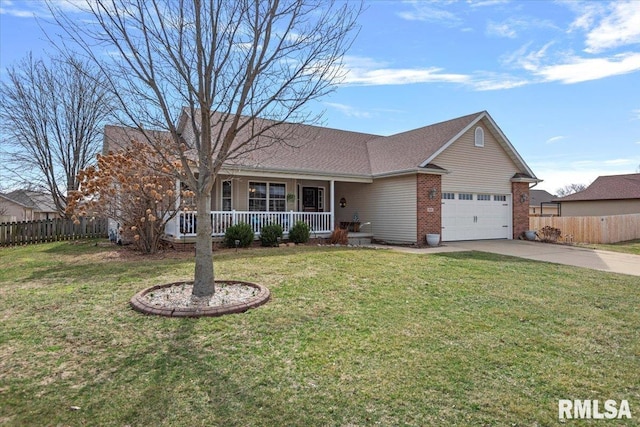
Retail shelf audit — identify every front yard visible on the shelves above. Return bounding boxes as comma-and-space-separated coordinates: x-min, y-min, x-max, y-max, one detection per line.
1, 241, 638, 425
578, 239, 640, 255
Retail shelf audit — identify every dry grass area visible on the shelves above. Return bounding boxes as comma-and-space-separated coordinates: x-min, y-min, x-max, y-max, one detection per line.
578, 239, 640, 255
1, 240, 638, 426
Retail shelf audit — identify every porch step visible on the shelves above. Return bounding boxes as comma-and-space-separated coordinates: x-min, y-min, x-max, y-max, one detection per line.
347, 233, 373, 246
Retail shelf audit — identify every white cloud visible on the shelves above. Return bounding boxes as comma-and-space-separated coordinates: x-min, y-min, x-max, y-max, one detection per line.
340, 56, 530, 91
324, 102, 372, 119
583, 1, 640, 53
545, 136, 566, 144
486, 17, 558, 39
0, 0, 89, 19
535, 52, 640, 84
341, 56, 470, 86
486, 20, 517, 38
470, 74, 529, 91
467, 0, 510, 7
397, 2, 462, 27
632, 109, 640, 120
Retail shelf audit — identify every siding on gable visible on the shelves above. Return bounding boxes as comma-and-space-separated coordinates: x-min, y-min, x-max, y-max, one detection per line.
434, 122, 519, 194
335, 175, 417, 243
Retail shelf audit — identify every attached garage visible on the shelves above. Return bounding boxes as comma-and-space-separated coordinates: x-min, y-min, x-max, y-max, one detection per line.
441, 192, 512, 241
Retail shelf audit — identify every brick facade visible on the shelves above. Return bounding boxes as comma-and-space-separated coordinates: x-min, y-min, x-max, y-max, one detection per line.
416, 174, 442, 246
511, 182, 530, 239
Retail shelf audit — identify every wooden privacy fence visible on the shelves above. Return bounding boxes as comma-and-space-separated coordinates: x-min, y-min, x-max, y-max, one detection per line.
0, 217, 108, 246
530, 213, 640, 244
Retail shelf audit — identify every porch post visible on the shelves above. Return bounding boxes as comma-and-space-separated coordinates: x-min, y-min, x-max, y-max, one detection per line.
330, 179, 335, 231
175, 178, 182, 238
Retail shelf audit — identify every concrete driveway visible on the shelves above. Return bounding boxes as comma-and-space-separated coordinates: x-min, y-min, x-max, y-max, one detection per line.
444, 240, 640, 277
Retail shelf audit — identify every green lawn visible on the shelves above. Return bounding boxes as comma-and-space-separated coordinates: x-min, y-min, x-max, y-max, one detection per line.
1, 241, 638, 426
578, 239, 640, 256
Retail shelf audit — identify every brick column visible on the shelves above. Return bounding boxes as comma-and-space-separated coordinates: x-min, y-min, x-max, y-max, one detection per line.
512, 182, 530, 239
417, 174, 442, 246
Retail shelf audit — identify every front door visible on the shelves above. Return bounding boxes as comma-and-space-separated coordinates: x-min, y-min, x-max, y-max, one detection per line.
302, 187, 318, 212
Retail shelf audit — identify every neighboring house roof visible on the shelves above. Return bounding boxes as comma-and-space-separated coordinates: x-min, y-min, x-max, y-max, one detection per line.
104, 110, 538, 181
1, 190, 58, 213
530, 189, 556, 205
554, 173, 640, 202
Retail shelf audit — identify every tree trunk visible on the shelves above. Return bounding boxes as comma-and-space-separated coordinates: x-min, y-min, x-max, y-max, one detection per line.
192, 192, 215, 299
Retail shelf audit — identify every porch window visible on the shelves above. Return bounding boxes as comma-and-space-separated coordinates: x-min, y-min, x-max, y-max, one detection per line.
249, 181, 286, 212
269, 183, 286, 211
222, 180, 232, 211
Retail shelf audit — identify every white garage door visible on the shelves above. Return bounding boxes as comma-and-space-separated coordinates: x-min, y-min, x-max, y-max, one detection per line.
441, 193, 511, 241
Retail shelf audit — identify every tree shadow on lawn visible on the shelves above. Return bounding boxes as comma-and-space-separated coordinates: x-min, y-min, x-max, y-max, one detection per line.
90, 315, 292, 426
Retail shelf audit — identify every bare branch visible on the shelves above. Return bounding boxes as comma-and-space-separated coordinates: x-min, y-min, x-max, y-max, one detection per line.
47, 0, 361, 298
0, 54, 116, 215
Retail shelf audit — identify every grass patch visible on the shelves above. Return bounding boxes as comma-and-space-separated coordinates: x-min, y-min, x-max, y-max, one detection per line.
1, 241, 638, 425
577, 239, 640, 255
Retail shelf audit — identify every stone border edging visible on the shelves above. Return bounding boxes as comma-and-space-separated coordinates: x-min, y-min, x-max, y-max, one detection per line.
130, 280, 270, 318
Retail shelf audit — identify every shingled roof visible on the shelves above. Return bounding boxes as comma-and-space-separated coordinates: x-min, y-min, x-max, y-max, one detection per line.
366, 112, 482, 175
2, 190, 57, 213
555, 173, 640, 201
103, 110, 536, 180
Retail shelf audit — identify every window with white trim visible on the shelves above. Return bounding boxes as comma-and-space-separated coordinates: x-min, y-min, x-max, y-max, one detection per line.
269, 183, 286, 211
442, 192, 455, 200
318, 188, 324, 211
477, 194, 491, 201
249, 182, 267, 211
222, 180, 232, 211
475, 127, 484, 147
458, 193, 473, 200
494, 195, 507, 201
249, 182, 286, 212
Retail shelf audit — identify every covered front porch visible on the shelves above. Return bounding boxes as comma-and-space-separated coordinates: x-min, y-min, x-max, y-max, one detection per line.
162, 172, 374, 241
164, 210, 332, 239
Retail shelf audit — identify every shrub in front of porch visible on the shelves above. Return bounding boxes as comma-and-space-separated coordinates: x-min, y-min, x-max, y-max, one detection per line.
289, 221, 310, 244
260, 224, 284, 247
224, 223, 254, 248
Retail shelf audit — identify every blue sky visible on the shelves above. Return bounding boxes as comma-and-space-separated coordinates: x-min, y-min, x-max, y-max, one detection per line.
1, 0, 639, 193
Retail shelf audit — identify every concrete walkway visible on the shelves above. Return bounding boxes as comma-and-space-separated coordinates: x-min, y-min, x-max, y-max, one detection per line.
378, 240, 640, 277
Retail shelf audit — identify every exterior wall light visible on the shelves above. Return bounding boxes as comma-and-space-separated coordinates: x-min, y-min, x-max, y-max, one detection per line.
339, 197, 347, 208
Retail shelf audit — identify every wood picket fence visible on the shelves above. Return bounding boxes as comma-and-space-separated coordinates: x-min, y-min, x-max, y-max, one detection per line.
529, 213, 640, 244
0, 217, 108, 246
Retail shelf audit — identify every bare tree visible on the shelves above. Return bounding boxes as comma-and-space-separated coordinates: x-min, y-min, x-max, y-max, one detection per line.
556, 183, 588, 197
0, 54, 116, 215
49, 0, 361, 301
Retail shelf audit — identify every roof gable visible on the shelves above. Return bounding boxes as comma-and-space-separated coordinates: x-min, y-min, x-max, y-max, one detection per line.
556, 173, 640, 201
366, 112, 482, 175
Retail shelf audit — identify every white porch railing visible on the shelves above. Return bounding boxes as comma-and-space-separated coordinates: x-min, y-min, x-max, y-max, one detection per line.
169, 210, 332, 238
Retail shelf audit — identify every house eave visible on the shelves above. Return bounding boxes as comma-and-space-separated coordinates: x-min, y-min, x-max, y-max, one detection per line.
372, 167, 450, 179
219, 165, 373, 183
511, 177, 542, 184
